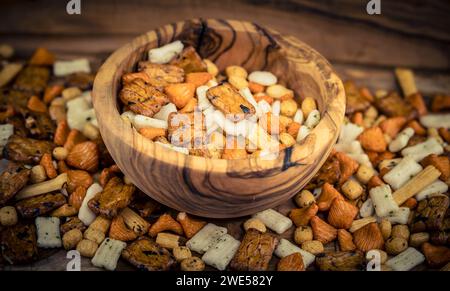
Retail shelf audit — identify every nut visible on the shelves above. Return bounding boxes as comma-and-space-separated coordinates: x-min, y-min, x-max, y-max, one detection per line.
409, 232, 429, 248
62, 228, 83, 250
66, 141, 99, 172
228, 75, 249, 90
225, 65, 247, 79
76, 239, 98, 258
267, 84, 293, 99
173, 246, 192, 262
294, 190, 315, 208
62, 87, 82, 101
180, 256, 205, 271
391, 225, 410, 241
82, 123, 100, 140
378, 219, 392, 240
280, 99, 298, 117
84, 228, 105, 245
301, 97, 317, 118
243, 218, 266, 233
30, 165, 47, 184
301, 240, 324, 255
385, 237, 408, 255
52, 147, 68, 161
0, 206, 18, 226
294, 226, 313, 245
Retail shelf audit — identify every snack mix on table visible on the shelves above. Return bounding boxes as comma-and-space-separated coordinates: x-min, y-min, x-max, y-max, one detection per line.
0, 43, 449, 271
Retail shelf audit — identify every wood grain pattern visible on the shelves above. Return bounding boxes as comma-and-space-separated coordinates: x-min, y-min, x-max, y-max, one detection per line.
1, 0, 449, 69
92, 19, 345, 218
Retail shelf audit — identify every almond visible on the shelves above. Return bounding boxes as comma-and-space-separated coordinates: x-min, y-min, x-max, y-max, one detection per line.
67, 170, 93, 193
337, 229, 356, 251
421, 242, 450, 268
66, 141, 99, 172
328, 199, 358, 229
164, 83, 195, 109
317, 183, 343, 211
353, 222, 384, 252
289, 203, 318, 227
310, 216, 337, 244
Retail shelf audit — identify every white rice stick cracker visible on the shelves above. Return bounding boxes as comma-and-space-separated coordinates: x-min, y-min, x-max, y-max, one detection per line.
78, 183, 103, 226
296, 125, 310, 143
0, 123, 14, 152
202, 234, 240, 271
91, 238, 127, 271
274, 238, 315, 267
385, 207, 410, 225
304, 109, 320, 128
359, 198, 374, 218
369, 184, 399, 218
133, 114, 168, 130
389, 127, 414, 152
153, 103, 177, 121
382, 156, 423, 190
148, 41, 183, 64
252, 209, 292, 234
35, 217, 62, 248
415, 180, 448, 201
401, 138, 443, 162
386, 247, 425, 271
420, 113, 450, 129
54, 58, 90, 76
66, 96, 96, 131
186, 223, 227, 254
338, 122, 363, 144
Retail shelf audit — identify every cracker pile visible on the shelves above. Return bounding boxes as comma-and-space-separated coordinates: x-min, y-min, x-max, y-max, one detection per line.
119, 41, 320, 159
0, 43, 449, 271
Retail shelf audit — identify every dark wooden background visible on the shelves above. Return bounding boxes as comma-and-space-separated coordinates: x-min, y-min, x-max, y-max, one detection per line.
0, 0, 449, 271
1, 0, 450, 95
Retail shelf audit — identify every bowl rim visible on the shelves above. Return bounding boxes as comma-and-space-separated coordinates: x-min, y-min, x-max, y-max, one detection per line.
92, 18, 345, 175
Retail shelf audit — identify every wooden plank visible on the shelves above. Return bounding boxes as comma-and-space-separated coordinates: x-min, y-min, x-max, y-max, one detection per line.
0, 0, 449, 69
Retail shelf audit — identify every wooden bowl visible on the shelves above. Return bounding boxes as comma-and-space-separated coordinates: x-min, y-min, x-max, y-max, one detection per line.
92, 19, 345, 218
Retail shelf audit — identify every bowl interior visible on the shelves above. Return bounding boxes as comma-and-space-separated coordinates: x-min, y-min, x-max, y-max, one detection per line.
93, 19, 345, 217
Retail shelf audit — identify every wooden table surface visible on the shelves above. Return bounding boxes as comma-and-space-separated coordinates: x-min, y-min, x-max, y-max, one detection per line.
0, 0, 448, 271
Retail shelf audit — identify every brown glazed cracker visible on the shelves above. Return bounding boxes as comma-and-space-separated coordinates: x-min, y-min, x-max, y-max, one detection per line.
3, 135, 55, 164
1, 224, 38, 264
170, 46, 207, 73
137, 62, 185, 88
230, 229, 279, 271
0, 162, 30, 204
13, 66, 50, 94
206, 83, 256, 121
122, 237, 175, 271
15, 193, 66, 218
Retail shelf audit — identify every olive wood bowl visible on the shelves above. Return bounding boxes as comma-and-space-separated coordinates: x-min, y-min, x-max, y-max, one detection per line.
92, 19, 345, 218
